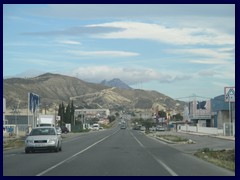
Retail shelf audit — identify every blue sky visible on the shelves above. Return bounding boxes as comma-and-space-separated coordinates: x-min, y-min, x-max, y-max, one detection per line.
3, 4, 235, 100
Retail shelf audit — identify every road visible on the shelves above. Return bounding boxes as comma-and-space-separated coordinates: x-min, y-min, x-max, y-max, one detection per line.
3, 125, 234, 176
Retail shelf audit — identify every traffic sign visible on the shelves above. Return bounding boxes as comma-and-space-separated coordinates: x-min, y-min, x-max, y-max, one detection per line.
224, 87, 235, 102
56, 116, 61, 121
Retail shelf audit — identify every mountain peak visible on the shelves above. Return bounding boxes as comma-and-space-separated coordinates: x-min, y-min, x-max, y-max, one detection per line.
100, 78, 132, 90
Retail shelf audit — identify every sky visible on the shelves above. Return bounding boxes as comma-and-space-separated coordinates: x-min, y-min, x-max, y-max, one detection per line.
3, 4, 235, 100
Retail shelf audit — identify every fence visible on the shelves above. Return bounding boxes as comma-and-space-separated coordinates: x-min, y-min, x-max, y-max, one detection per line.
3, 124, 29, 137
179, 124, 224, 135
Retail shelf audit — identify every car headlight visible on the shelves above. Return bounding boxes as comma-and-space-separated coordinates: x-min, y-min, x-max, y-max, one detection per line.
48, 139, 57, 143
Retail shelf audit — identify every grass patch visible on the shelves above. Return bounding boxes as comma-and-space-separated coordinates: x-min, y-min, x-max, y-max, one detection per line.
194, 148, 235, 171
3, 138, 25, 149
158, 135, 188, 142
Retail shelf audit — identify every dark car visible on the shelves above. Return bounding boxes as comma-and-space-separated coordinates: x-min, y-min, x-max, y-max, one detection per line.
61, 126, 69, 134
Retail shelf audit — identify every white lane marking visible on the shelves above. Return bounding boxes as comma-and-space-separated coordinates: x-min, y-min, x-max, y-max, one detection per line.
130, 132, 144, 148
151, 154, 178, 176
36, 130, 119, 176
130, 131, 178, 176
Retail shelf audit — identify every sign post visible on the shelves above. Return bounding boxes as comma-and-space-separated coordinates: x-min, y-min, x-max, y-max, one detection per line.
224, 87, 235, 136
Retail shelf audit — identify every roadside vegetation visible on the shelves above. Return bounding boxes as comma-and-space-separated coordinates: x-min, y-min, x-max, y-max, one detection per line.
194, 148, 235, 171
158, 135, 188, 142
157, 135, 195, 144
3, 137, 25, 150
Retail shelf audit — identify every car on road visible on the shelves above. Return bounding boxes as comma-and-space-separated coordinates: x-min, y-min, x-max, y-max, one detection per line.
132, 125, 141, 130
120, 124, 126, 129
61, 126, 69, 133
92, 124, 100, 131
55, 126, 62, 134
140, 126, 146, 131
156, 125, 165, 131
25, 127, 62, 153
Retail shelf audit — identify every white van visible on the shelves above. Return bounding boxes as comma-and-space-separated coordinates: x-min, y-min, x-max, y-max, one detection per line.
92, 124, 100, 131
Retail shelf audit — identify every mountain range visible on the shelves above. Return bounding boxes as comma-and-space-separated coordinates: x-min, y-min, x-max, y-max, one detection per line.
3, 73, 187, 113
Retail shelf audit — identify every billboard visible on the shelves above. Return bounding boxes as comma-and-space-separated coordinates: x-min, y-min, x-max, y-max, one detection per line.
189, 100, 211, 118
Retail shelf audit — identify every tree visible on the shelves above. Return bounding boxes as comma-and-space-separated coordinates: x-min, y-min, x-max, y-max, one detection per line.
132, 118, 144, 125
65, 103, 71, 124
158, 110, 166, 117
108, 115, 116, 123
58, 102, 65, 126
172, 113, 183, 121
115, 112, 120, 117
70, 100, 75, 126
142, 119, 154, 132
131, 112, 136, 117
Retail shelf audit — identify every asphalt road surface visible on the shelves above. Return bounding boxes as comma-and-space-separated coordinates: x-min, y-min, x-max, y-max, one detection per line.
3, 125, 234, 176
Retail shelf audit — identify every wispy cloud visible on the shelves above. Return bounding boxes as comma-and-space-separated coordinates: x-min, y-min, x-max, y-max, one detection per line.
213, 82, 234, 88
4, 42, 53, 47
57, 40, 81, 45
197, 69, 220, 77
87, 21, 234, 46
189, 59, 228, 65
21, 26, 125, 36
170, 48, 234, 60
66, 50, 139, 57
197, 65, 235, 80
69, 66, 192, 85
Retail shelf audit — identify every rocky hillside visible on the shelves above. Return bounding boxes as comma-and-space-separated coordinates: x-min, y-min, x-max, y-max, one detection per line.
100, 78, 132, 90
3, 73, 187, 113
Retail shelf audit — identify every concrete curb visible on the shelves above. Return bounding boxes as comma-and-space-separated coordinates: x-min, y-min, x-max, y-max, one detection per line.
155, 137, 176, 144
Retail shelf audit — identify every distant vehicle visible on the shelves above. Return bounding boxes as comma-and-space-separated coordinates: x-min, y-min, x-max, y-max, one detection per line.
55, 127, 62, 134
133, 125, 141, 130
25, 127, 62, 153
120, 124, 126, 129
156, 126, 165, 131
140, 126, 146, 131
92, 124, 100, 131
149, 127, 156, 131
37, 115, 55, 127
61, 126, 69, 134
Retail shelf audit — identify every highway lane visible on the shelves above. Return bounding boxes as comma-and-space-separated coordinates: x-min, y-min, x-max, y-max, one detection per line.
3, 126, 234, 176
3, 128, 117, 176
